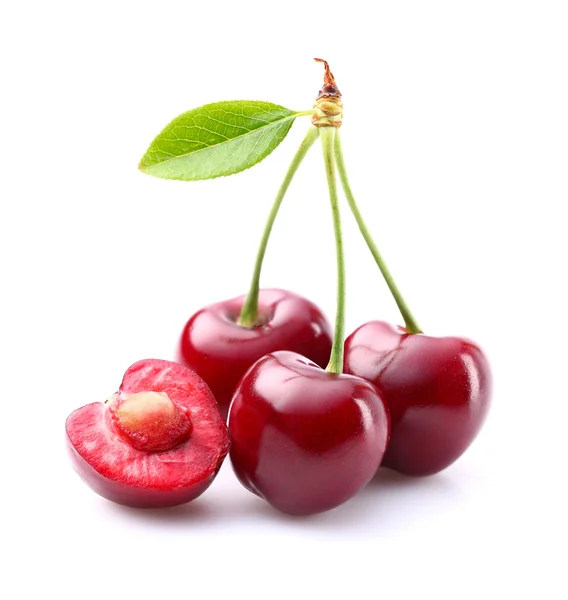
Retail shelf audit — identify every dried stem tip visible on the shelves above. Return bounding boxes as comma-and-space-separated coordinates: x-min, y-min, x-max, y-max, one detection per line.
314, 58, 340, 96
312, 58, 343, 127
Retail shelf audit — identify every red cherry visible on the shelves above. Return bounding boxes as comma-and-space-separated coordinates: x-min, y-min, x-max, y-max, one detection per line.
178, 289, 333, 419
344, 321, 492, 476
66, 359, 230, 508
228, 350, 390, 515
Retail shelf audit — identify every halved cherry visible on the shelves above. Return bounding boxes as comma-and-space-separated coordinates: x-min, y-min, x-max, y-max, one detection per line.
66, 358, 230, 508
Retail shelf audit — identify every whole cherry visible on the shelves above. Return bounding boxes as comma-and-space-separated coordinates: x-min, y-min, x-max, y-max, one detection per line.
344, 322, 492, 476
229, 351, 390, 515
178, 288, 332, 419
230, 79, 390, 516
66, 359, 230, 508
174, 123, 332, 418
332, 120, 492, 476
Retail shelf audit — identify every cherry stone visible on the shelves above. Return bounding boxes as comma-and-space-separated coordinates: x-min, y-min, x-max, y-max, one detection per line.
109, 391, 192, 453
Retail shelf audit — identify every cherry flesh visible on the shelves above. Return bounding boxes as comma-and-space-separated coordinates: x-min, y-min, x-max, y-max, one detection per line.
66, 359, 230, 508
344, 321, 492, 476
228, 350, 390, 515
178, 289, 333, 419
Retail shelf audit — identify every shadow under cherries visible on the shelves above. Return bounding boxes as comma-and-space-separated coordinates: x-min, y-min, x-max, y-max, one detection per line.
99, 466, 465, 536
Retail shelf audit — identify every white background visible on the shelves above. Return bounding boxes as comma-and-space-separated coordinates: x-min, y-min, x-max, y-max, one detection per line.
1, 1, 567, 598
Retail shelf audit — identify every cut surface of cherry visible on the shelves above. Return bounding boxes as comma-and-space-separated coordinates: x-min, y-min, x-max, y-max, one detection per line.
229, 350, 390, 515
66, 359, 230, 508
178, 289, 333, 418
344, 321, 492, 476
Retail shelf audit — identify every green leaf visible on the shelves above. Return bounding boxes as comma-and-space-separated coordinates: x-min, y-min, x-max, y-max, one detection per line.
139, 100, 303, 181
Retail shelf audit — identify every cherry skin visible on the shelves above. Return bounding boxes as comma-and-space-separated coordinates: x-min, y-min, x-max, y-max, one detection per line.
344, 321, 492, 476
178, 289, 333, 419
228, 350, 390, 515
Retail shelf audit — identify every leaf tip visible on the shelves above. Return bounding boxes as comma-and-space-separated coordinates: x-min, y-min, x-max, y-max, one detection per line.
138, 155, 150, 174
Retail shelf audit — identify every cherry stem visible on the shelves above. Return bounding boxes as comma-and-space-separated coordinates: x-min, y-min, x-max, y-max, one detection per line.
320, 127, 346, 373
238, 125, 320, 327
334, 131, 423, 334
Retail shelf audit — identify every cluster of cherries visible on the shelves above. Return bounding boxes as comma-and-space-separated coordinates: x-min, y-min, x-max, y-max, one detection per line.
66, 61, 492, 516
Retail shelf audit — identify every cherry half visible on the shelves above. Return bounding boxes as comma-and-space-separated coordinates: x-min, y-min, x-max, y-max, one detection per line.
178, 288, 333, 418
66, 358, 230, 508
229, 351, 390, 515
344, 321, 492, 476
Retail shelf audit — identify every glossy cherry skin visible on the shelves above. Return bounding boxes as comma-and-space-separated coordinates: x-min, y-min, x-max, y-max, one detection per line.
344, 321, 492, 476
178, 289, 333, 419
229, 351, 390, 515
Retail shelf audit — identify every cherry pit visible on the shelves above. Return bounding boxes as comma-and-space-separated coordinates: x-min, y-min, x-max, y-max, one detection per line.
66, 59, 492, 515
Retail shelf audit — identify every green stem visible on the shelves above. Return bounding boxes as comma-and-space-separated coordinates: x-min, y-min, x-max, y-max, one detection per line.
238, 125, 320, 327
334, 130, 422, 334
320, 127, 346, 373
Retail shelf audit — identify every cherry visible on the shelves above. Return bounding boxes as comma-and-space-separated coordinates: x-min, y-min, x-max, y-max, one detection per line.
228, 351, 390, 515
66, 358, 230, 508
175, 120, 332, 419
332, 115, 492, 476
229, 73, 391, 515
178, 288, 332, 418
344, 321, 492, 476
